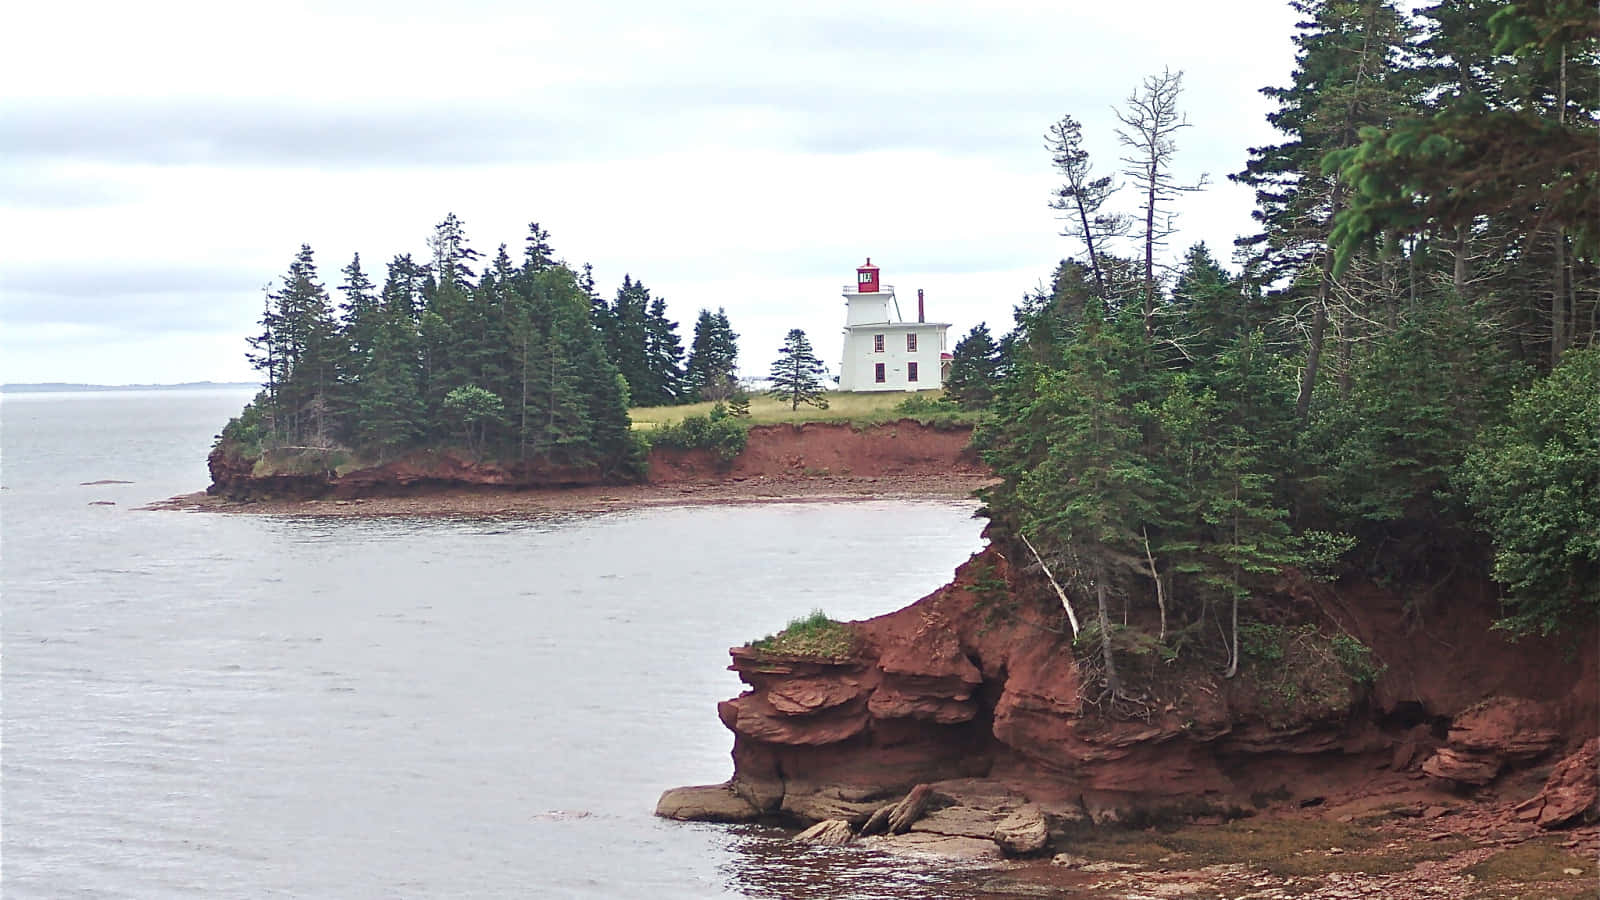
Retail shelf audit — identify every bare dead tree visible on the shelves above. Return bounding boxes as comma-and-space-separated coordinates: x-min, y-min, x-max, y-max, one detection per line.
1115, 68, 1208, 338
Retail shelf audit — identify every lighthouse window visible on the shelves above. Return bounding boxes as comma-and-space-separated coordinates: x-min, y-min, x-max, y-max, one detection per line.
906, 333, 918, 352
873, 334, 885, 353
859, 271, 873, 285
907, 362, 919, 382
874, 363, 886, 383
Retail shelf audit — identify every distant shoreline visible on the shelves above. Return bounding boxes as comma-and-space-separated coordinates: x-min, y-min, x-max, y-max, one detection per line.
1, 382, 259, 394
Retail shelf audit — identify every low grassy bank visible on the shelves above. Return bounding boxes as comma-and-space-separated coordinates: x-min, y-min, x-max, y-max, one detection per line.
630, 390, 980, 430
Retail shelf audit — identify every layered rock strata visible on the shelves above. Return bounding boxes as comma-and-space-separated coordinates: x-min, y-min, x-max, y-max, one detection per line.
659, 546, 1599, 855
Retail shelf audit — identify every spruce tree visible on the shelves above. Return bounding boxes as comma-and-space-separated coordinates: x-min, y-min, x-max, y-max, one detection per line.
767, 329, 829, 411
684, 308, 740, 401
944, 323, 1002, 409
642, 295, 686, 406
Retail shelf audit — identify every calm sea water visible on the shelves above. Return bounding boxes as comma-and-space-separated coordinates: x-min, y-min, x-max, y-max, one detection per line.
1, 390, 1014, 899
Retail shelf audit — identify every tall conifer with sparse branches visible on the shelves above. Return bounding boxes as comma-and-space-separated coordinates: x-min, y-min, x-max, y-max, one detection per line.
767, 329, 829, 411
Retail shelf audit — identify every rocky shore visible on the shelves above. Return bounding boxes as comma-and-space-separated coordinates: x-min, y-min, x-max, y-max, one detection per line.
157, 419, 989, 516
657, 545, 1599, 896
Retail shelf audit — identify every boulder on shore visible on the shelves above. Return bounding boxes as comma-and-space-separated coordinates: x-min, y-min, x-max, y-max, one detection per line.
1516, 738, 1600, 829
863, 831, 1005, 862
793, 819, 853, 846
654, 783, 760, 822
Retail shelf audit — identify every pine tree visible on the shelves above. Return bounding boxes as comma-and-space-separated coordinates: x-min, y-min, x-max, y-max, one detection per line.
767, 329, 829, 411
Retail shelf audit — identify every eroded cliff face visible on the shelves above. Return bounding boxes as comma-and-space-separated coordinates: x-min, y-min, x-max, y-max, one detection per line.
206, 420, 981, 499
667, 545, 1598, 833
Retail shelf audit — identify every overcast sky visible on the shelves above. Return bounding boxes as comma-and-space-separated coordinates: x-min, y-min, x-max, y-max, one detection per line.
2, 0, 1300, 385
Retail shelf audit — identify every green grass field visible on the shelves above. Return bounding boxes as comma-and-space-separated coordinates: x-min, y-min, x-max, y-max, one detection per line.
630, 389, 960, 429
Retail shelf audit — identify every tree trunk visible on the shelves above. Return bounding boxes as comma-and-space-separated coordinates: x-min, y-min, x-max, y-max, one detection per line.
1144, 176, 1158, 338
1094, 568, 1122, 697
1296, 288, 1327, 421
1553, 229, 1568, 365
1076, 196, 1106, 296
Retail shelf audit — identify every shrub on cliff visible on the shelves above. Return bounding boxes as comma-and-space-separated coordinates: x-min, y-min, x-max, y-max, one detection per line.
1457, 348, 1600, 637
645, 413, 748, 463
216, 393, 269, 459
748, 610, 858, 659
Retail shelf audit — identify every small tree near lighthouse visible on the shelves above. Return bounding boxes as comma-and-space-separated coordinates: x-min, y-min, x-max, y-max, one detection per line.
768, 329, 830, 412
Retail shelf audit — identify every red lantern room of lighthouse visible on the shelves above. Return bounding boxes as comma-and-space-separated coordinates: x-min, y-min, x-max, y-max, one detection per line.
856, 258, 880, 293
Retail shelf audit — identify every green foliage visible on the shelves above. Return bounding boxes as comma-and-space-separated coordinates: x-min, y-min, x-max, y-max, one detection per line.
1329, 633, 1383, 684
1238, 622, 1288, 664
1457, 348, 1600, 636
592, 275, 684, 406
945, 322, 1003, 409
224, 217, 641, 477
748, 610, 858, 659
893, 393, 952, 416
441, 384, 505, 453
1293, 530, 1357, 582
767, 328, 830, 411
683, 308, 740, 403
218, 394, 269, 455
1309, 298, 1529, 529
646, 413, 749, 463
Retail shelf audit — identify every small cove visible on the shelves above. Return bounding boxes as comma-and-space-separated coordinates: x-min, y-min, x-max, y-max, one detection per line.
3, 390, 1009, 898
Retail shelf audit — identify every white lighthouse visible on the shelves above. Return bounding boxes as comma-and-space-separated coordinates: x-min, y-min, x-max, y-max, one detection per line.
838, 258, 950, 392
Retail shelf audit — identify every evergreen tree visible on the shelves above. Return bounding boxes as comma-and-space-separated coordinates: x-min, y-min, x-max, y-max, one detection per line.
262, 245, 341, 446
1233, 0, 1417, 418
684, 308, 740, 401
767, 329, 830, 411
642, 295, 686, 405
522, 221, 557, 274
1046, 115, 1125, 295
984, 302, 1167, 696
338, 253, 381, 374
595, 275, 653, 401
354, 257, 425, 451
429, 212, 481, 289
944, 322, 1002, 409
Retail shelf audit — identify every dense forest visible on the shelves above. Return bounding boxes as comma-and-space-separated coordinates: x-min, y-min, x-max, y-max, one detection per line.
220, 217, 741, 477
220, 0, 1595, 654
948, 0, 1597, 685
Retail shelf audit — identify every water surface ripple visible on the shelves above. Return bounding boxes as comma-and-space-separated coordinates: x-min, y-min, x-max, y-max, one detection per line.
3, 391, 1012, 898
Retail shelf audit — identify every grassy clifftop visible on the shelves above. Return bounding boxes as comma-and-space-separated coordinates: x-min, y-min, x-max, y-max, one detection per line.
630, 390, 982, 430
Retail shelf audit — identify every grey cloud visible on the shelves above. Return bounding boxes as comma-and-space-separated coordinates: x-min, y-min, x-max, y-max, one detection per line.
3, 263, 262, 333
0, 100, 588, 168
3, 75, 1064, 171
0, 170, 137, 209
761, 15, 1005, 56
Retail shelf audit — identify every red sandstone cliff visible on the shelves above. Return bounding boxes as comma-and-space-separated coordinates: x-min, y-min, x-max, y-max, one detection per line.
207, 420, 982, 499
659, 544, 1598, 841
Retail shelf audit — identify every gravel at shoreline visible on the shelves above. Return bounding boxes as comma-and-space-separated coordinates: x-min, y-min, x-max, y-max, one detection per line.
146, 474, 995, 517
